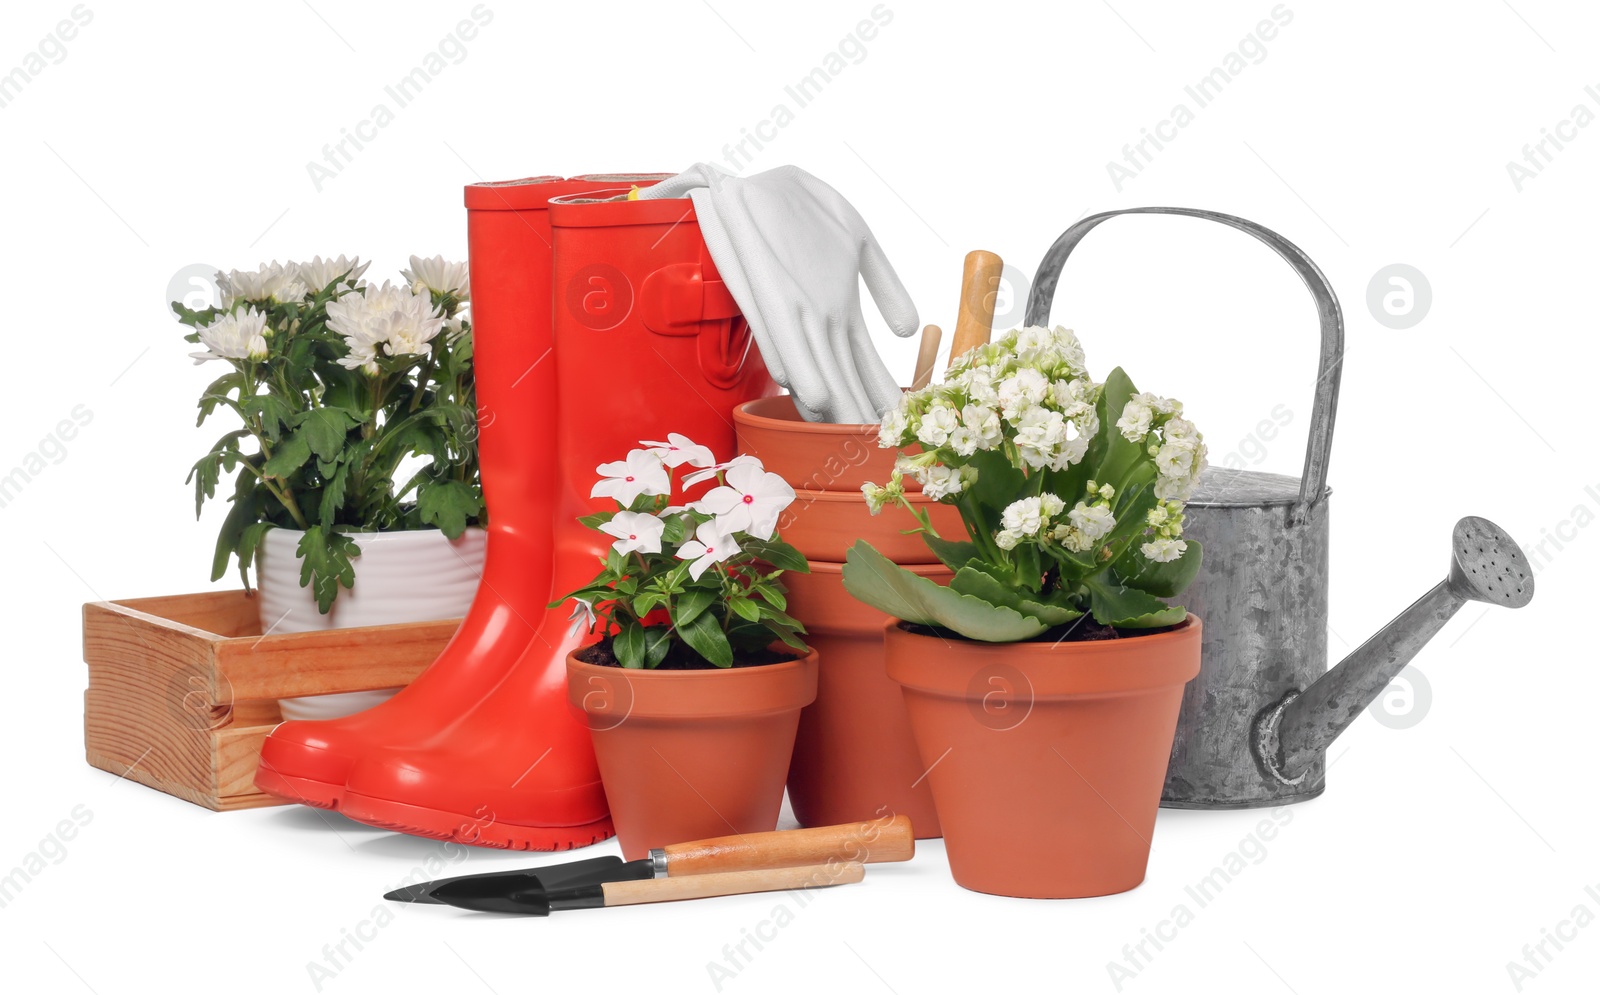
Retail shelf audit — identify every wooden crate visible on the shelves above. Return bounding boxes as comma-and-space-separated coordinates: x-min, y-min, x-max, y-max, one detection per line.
83, 591, 459, 811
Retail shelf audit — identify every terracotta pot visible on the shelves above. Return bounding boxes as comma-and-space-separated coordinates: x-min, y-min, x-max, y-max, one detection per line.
567, 651, 818, 861
885, 617, 1202, 898
785, 562, 947, 838
733, 395, 893, 490
780, 488, 959, 564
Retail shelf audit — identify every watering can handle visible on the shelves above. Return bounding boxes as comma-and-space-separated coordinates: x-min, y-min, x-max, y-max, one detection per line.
1024, 207, 1343, 520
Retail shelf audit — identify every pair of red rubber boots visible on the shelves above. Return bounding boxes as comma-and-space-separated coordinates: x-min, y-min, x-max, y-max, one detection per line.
254, 174, 776, 849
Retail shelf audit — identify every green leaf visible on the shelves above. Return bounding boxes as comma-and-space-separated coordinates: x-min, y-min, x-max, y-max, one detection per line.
922, 533, 980, 572
295, 526, 361, 614
673, 589, 717, 628
1093, 367, 1144, 488
962, 449, 1027, 536
1084, 577, 1188, 628
240, 393, 296, 444
210, 473, 260, 583
614, 622, 646, 669
742, 537, 808, 573
679, 609, 733, 667
295, 407, 362, 462
416, 478, 482, 538
578, 511, 617, 530
841, 540, 1049, 642
1113, 538, 1203, 599
729, 596, 761, 622
949, 567, 1083, 626
261, 432, 312, 478
317, 459, 351, 528
642, 625, 672, 668
237, 521, 273, 587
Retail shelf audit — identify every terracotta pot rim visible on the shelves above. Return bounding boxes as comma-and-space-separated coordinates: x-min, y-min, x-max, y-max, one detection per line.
735, 396, 876, 435
566, 649, 819, 718
793, 487, 942, 506
796, 559, 951, 576
884, 615, 1201, 697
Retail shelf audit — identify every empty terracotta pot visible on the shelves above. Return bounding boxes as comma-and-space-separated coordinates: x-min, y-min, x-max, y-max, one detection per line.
885, 617, 1202, 898
567, 651, 818, 860
785, 562, 949, 838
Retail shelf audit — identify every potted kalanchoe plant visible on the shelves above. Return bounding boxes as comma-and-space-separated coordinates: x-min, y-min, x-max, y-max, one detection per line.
177, 255, 487, 719
558, 437, 817, 859
842, 324, 1206, 899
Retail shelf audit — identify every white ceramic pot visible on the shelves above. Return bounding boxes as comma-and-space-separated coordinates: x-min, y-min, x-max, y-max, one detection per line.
256, 526, 488, 721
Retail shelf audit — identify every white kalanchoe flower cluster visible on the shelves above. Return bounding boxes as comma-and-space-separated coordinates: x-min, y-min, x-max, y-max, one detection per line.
326, 281, 449, 375
1117, 392, 1207, 503
1140, 499, 1188, 562
587, 438, 797, 581
190, 306, 271, 364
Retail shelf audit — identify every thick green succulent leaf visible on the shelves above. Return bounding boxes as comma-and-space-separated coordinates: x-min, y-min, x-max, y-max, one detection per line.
949, 567, 1083, 626
1113, 538, 1203, 599
1085, 577, 1188, 628
921, 533, 980, 572
841, 541, 1049, 643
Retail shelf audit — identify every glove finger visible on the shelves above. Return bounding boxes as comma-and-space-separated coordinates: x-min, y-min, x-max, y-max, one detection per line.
847, 311, 905, 421
826, 310, 876, 424
783, 304, 852, 424
857, 230, 920, 338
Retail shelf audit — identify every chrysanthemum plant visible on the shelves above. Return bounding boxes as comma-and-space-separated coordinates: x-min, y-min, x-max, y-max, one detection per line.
553, 436, 811, 669
175, 255, 481, 611
842, 325, 1207, 642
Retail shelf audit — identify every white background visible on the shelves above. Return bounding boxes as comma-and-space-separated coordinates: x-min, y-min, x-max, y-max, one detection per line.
2, 1, 1596, 992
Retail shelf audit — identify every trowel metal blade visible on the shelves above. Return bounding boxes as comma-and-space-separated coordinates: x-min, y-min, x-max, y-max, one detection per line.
384, 855, 631, 905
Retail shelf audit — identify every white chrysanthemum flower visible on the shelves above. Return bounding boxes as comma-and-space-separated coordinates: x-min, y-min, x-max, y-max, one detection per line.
326, 281, 448, 374
916, 404, 960, 448
1068, 502, 1116, 542
217, 261, 307, 305
297, 255, 370, 294
191, 306, 270, 364
1142, 537, 1188, 562
998, 368, 1050, 422
402, 254, 471, 299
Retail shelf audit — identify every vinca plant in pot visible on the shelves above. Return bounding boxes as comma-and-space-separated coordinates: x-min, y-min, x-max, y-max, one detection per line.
557, 437, 818, 860
842, 324, 1206, 898
177, 255, 488, 720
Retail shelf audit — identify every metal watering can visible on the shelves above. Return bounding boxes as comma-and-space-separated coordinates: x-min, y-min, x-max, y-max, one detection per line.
1025, 207, 1536, 809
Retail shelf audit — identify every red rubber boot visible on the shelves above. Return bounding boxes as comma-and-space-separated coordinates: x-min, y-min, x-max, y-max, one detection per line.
254, 175, 672, 810
339, 190, 777, 848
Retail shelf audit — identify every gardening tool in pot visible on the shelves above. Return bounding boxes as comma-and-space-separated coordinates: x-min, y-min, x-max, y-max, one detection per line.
1025, 207, 1536, 809
386, 816, 913, 904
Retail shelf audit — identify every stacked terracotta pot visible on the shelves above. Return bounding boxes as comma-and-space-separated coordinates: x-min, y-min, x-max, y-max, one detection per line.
734, 397, 960, 840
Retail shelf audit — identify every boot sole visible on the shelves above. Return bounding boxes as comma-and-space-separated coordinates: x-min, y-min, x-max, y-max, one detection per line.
254, 766, 344, 811
340, 791, 615, 851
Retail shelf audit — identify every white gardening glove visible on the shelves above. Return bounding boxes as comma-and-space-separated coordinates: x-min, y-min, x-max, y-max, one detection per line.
638, 164, 918, 423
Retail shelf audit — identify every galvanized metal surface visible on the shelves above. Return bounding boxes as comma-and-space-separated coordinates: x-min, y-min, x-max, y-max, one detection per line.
1267, 517, 1535, 780
1027, 209, 1540, 809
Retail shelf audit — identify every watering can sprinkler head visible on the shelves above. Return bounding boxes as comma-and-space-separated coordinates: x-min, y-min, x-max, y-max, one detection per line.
1257, 517, 1535, 785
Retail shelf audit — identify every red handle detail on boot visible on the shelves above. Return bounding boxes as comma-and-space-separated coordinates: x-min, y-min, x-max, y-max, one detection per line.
640, 264, 753, 389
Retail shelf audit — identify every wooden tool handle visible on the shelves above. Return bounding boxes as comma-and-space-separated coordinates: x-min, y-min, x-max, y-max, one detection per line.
911, 325, 942, 390
661, 815, 914, 875
949, 249, 1003, 367
602, 862, 865, 907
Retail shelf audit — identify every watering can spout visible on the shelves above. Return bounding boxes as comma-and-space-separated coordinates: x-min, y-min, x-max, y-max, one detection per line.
1258, 517, 1535, 784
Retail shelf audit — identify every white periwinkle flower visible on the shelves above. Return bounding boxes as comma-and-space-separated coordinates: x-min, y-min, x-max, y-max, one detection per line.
600, 510, 666, 555
191, 306, 270, 364
642, 433, 715, 469
592, 449, 670, 506
692, 460, 796, 540
677, 520, 742, 580
402, 254, 471, 299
